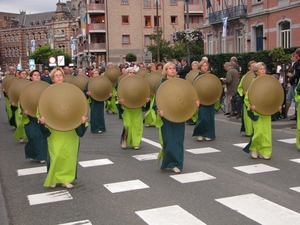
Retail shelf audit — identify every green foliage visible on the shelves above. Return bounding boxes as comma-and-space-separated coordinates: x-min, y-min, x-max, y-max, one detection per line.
29, 45, 72, 67
269, 47, 291, 67
125, 53, 137, 62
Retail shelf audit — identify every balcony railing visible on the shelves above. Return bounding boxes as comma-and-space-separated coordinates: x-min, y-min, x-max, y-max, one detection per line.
184, 23, 201, 30
87, 3, 105, 11
208, 5, 247, 24
89, 23, 105, 31
88, 43, 106, 51
185, 4, 203, 12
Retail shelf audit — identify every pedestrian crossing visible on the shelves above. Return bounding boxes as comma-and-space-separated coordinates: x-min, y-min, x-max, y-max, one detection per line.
15, 137, 300, 224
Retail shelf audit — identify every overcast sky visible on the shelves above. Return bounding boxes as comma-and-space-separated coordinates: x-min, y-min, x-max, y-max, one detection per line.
0, 0, 61, 14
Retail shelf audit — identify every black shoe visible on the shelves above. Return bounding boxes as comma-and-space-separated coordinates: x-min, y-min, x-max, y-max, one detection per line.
224, 113, 230, 115
290, 117, 297, 121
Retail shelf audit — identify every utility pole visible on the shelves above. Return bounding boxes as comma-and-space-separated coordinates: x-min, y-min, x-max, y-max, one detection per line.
186, 0, 190, 65
156, 0, 160, 62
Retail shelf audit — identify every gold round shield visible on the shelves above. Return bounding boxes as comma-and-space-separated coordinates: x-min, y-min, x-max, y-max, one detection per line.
193, 74, 223, 106
88, 75, 112, 101
242, 71, 256, 92
8, 79, 30, 105
38, 83, 88, 131
185, 70, 200, 84
117, 74, 126, 86
20, 81, 50, 117
71, 75, 90, 91
2, 75, 16, 93
64, 74, 75, 83
136, 68, 150, 78
144, 72, 162, 96
248, 75, 284, 116
104, 67, 121, 85
118, 75, 150, 108
156, 78, 198, 123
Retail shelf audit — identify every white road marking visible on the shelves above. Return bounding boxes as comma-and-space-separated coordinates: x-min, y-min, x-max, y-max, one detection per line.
142, 137, 161, 148
58, 220, 92, 225
17, 166, 47, 176
233, 143, 248, 148
27, 190, 72, 205
104, 179, 149, 193
186, 147, 221, 154
170, 171, 216, 184
234, 164, 280, 174
79, 158, 114, 167
132, 153, 159, 161
278, 138, 296, 144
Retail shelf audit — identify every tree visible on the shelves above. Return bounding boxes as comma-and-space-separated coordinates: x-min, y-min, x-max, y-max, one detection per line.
125, 53, 137, 62
29, 45, 72, 67
269, 47, 291, 68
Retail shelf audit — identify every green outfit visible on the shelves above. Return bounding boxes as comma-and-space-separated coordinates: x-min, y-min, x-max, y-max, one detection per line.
44, 124, 87, 187
14, 103, 27, 140
237, 74, 253, 136
105, 86, 117, 113
154, 78, 185, 170
243, 88, 272, 157
121, 106, 143, 147
24, 115, 49, 160
143, 95, 156, 126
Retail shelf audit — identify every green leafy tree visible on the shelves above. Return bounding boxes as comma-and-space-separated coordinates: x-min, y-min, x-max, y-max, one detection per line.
125, 53, 137, 62
29, 45, 72, 67
269, 47, 291, 67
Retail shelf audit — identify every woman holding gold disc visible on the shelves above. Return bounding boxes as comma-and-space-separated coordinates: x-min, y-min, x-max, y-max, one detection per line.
39, 67, 88, 189
243, 62, 282, 159
193, 60, 217, 141
85, 69, 107, 134
118, 67, 150, 150
154, 62, 191, 173
237, 60, 256, 136
22, 70, 49, 164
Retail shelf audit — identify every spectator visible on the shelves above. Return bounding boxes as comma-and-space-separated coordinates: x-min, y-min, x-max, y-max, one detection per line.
177, 58, 191, 79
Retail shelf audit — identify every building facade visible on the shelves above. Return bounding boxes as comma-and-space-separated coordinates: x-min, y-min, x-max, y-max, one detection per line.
202, 0, 300, 54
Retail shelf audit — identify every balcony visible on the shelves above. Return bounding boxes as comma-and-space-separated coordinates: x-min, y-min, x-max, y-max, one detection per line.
208, 5, 247, 24
88, 43, 106, 51
89, 23, 105, 31
185, 4, 203, 13
184, 23, 201, 30
87, 3, 105, 12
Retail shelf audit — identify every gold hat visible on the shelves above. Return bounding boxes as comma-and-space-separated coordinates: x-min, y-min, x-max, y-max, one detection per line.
144, 71, 162, 96
136, 68, 150, 78
64, 74, 75, 83
156, 78, 198, 123
88, 75, 112, 101
117, 75, 150, 108
2, 76, 18, 93
193, 73, 223, 106
19, 81, 50, 117
185, 70, 200, 84
71, 75, 90, 91
38, 83, 88, 131
242, 71, 256, 92
248, 75, 284, 116
8, 79, 30, 105
104, 67, 121, 85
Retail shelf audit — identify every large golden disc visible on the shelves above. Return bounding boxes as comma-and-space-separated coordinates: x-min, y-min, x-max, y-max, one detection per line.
64, 74, 75, 83
193, 74, 223, 106
118, 75, 150, 108
144, 72, 162, 96
248, 75, 284, 116
242, 71, 256, 92
2, 75, 16, 93
117, 74, 126, 86
185, 70, 200, 84
20, 81, 50, 117
38, 83, 88, 131
88, 75, 112, 101
104, 67, 121, 85
8, 79, 30, 105
156, 78, 198, 123
71, 75, 90, 91
136, 68, 150, 78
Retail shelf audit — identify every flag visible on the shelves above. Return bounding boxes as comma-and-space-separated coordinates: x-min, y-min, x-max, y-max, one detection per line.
79, 5, 87, 36
30, 40, 35, 53
222, 17, 228, 37
206, 0, 212, 9
217, 0, 220, 5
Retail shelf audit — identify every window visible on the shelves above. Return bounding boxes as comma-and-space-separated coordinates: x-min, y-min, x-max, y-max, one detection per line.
256, 26, 263, 51
207, 34, 213, 54
4, 16, 7, 21
154, 16, 161, 27
236, 30, 243, 53
122, 35, 130, 44
170, 0, 177, 5
122, 15, 129, 24
144, 0, 150, 7
220, 32, 226, 53
145, 16, 151, 27
171, 16, 177, 24
144, 35, 151, 46
121, 0, 128, 4
280, 21, 290, 48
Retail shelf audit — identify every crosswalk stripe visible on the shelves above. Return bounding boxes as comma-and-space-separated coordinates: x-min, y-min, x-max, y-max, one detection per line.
103, 179, 149, 193
290, 186, 300, 193
17, 166, 47, 176
132, 153, 158, 161
142, 137, 161, 148
186, 147, 221, 154
234, 163, 280, 174
136, 205, 206, 225
216, 193, 300, 225
58, 220, 92, 225
290, 158, 300, 164
78, 158, 114, 167
170, 171, 216, 184
278, 138, 296, 144
27, 190, 72, 206
233, 143, 248, 148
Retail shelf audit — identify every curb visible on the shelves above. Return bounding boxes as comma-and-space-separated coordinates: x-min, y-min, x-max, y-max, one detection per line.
0, 182, 9, 225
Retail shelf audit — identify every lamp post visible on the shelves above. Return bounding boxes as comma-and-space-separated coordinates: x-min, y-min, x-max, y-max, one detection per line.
185, 0, 190, 64
156, 0, 160, 62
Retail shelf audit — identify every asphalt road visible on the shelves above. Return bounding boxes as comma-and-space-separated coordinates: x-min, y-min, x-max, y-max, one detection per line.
0, 99, 300, 225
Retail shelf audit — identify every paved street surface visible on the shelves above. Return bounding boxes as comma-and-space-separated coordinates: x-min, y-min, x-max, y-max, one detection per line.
0, 98, 300, 225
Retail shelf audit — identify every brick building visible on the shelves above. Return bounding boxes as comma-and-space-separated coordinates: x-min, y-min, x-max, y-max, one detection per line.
202, 0, 300, 54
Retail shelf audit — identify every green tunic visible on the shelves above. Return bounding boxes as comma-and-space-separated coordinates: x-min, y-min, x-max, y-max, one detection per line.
143, 95, 156, 126
121, 106, 143, 147
237, 75, 253, 136
105, 86, 117, 113
243, 90, 272, 157
44, 124, 87, 187
14, 103, 27, 140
